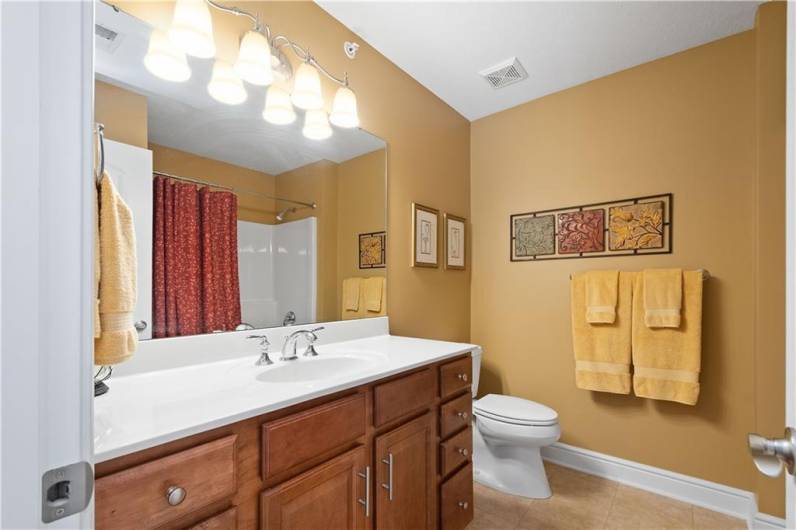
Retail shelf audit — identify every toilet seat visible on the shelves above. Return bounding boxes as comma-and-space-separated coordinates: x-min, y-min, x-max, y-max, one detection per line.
473, 394, 558, 426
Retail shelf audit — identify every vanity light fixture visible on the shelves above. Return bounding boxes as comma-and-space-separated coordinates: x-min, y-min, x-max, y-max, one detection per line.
143, 0, 358, 139
262, 86, 296, 125
234, 30, 273, 86
303, 109, 333, 140
168, 0, 216, 59
329, 84, 359, 128
291, 61, 324, 110
144, 29, 191, 82
207, 60, 247, 105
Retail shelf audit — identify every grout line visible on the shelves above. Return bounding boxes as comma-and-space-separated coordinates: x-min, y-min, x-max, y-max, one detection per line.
601, 480, 620, 529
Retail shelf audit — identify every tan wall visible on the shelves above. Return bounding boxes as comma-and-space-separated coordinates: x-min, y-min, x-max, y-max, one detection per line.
276, 161, 339, 322
471, 6, 786, 515
150, 144, 277, 225
95, 80, 148, 149
753, 1, 787, 516
114, 0, 472, 342
336, 150, 387, 317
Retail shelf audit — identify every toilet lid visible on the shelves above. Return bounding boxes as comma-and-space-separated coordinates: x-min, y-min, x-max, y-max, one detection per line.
473, 394, 559, 426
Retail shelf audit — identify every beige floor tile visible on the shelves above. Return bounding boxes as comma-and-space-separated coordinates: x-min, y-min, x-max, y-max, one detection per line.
473, 482, 534, 525
517, 496, 610, 530
466, 506, 518, 530
692, 506, 746, 530
545, 463, 619, 510
604, 485, 694, 530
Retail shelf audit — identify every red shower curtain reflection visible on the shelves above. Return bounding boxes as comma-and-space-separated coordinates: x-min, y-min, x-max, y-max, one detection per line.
153, 175, 242, 338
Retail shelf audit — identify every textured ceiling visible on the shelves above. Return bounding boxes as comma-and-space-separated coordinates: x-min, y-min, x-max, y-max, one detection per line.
317, 1, 763, 120
95, 2, 385, 175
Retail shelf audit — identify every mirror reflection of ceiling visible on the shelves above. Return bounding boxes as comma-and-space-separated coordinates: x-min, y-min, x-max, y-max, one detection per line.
95, 1, 385, 175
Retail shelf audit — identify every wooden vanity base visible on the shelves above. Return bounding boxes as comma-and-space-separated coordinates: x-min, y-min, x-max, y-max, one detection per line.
95, 354, 474, 530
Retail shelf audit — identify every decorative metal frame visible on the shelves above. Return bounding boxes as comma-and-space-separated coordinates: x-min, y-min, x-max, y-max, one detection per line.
510, 193, 673, 262
412, 203, 440, 268
206, 0, 353, 89
359, 231, 386, 269
444, 213, 467, 271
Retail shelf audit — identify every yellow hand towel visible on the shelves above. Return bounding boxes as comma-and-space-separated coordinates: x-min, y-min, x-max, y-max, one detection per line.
363, 276, 385, 312
342, 277, 362, 311
643, 269, 683, 328
632, 270, 703, 405
571, 271, 634, 394
94, 172, 138, 366
585, 270, 619, 323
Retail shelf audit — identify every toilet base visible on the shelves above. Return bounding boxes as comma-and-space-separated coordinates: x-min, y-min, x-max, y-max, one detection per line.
473, 424, 553, 499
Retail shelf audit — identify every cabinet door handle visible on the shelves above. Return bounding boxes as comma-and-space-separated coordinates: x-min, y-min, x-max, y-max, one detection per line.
458, 500, 469, 510
381, 453, 394, 501
357, 466, 371, 517
457, 447, 469, 457
457, 373, 468, 382
456, 411, 468, 420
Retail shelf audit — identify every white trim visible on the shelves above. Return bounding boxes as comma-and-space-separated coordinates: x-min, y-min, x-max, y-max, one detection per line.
541, 442, 783, 529
754, 512, 788, 530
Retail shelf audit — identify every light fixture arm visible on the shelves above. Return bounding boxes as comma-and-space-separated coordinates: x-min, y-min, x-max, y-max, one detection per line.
203, 0, 349, 88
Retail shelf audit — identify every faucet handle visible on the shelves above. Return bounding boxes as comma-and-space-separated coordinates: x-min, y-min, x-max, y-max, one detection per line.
247, 335, 270, 347
308, 327, 325, 341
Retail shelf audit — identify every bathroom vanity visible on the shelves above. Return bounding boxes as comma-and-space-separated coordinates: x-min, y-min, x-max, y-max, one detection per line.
94, 323, 476, 530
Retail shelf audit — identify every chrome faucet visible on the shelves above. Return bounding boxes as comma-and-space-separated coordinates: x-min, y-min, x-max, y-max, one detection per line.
247, 335, 273, 366
281, 327, 324, 361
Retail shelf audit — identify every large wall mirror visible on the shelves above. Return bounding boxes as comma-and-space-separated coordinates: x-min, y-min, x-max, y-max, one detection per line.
94, 2, 387, 341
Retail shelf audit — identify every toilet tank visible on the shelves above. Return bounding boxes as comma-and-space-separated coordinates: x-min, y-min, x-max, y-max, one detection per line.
470, 347, 482, 398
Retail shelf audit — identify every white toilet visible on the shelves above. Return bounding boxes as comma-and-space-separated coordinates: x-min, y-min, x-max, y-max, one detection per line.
470, 348, 561, 499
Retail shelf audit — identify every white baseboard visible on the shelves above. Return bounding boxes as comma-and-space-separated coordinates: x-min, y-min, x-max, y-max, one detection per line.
541, 442, 786, 530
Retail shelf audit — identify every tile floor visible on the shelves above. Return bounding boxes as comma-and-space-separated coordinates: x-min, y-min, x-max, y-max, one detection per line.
467, 463, 747, 530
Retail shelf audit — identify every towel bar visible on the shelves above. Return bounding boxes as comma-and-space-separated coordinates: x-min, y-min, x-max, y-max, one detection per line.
569, 269, 710, 280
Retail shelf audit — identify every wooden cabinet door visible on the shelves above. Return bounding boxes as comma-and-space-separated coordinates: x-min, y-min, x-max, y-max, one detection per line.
375, 412, 435, 530
261, 446, 370, 530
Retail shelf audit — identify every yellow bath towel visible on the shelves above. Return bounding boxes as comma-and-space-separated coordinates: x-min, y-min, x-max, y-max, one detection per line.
585, 270, 619, 323
643, 269, 683, 328
342, 277, 362, 311
632, 270, 703, 405
94, 172, 138, 365
571, 271, 634, 394
363, 276, 385, 312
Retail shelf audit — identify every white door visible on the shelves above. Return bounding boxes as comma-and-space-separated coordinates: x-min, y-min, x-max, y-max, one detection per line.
104, 140, 153, 339
0, 1, 95, 528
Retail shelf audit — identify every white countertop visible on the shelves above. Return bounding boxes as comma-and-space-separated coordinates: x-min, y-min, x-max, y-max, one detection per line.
94, 334, 477, 462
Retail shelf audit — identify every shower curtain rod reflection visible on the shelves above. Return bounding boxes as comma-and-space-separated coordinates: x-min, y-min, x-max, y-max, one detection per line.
153, 171, 317, 210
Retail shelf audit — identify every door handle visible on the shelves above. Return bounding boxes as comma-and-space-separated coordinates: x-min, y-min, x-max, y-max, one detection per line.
381, 453, 394, 501
357, 466, 371, 517
748, 427, 796, 477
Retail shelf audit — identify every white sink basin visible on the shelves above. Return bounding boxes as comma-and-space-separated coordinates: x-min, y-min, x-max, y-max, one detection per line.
256, 355, 381, 384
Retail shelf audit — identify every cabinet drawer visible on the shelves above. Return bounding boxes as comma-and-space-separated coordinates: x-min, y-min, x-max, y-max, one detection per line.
95, 435, 237, 530
440, 463, 474, 530
440, 393, 472, 439
440, 426, 472, 477
189, 507, 237, 529
262, 393, 366, 479
440, 356, 472, 399
374, 368, 435, 427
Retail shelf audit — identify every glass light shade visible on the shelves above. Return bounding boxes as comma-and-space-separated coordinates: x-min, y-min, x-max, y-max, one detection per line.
329, 86, 359, 128
234, 31, 273, 86
168, 0, 215, 58
291, 62, 323, 110
303, 109, 332, 140
144, 29, 191, 82
207, 60, 247, 105
262, 86, 296, 125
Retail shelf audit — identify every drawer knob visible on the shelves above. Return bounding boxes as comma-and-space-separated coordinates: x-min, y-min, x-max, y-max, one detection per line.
458, 501, 469, 510
166, 486, 186, 506
457, 447, 469, 457
457, 373, 469, 382
456, 411, 468, 420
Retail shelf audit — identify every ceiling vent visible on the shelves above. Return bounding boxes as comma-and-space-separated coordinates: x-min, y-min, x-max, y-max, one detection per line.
95, 24, 122, 53
479, 57, 528, 89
